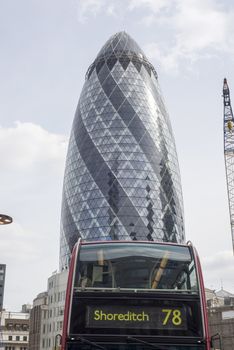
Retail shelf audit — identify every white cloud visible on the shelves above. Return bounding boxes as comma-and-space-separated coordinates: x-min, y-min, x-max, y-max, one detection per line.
76, 0, 171, 22
127, 0, 172, 13
201, 250, 234, 292
76, 0, 103, 23
76, 0, 234, 71
76, 0, 118, 22
142, 0, 234, 71
174, 0, 227, 52
0, 122, 66, 169
0, 122, 68, 310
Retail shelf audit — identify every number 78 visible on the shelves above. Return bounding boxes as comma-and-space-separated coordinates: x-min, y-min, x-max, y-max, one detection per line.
162, 309, 182, 326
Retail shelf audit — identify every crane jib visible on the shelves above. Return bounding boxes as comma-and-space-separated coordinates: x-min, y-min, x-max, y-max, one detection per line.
223, 78, 234, 254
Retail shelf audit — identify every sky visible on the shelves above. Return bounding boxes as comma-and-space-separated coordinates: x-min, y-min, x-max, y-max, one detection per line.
1, 0, 234, 311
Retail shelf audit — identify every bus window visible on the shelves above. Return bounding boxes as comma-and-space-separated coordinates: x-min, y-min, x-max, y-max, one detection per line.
74, 243, 198, 293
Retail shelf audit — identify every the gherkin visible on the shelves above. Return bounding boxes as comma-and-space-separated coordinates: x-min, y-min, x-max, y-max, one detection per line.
60, 32, 184, 269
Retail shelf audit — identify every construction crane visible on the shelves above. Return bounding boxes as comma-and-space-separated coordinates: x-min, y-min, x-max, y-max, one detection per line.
223, 78, 234, 253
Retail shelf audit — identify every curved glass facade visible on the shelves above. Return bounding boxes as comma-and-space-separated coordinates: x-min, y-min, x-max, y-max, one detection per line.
60, 32, 184, 268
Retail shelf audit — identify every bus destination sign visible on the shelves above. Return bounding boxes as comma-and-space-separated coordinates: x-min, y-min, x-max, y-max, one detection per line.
86, 305, 187, 330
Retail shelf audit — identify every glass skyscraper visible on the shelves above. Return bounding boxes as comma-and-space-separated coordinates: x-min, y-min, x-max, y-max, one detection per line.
60, 32, 184, 268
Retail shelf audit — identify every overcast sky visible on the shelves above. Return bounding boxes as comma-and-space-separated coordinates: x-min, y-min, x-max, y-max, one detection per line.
1, 0, 234, 311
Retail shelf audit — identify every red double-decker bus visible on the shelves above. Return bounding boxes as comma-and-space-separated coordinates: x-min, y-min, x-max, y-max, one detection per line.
61, 240, 219, 350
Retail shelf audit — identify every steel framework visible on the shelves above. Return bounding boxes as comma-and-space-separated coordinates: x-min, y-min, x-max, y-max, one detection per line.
223, 78, 234, 253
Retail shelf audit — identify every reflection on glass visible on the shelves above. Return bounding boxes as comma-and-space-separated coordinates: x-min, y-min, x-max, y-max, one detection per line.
75, 243, 198, 292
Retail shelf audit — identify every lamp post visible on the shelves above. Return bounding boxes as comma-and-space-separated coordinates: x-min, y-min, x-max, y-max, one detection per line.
0, 214, 13, 225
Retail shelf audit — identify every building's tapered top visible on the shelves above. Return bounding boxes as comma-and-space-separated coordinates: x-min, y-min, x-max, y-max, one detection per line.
96, 31, 146, 60
86, 31, 157, 80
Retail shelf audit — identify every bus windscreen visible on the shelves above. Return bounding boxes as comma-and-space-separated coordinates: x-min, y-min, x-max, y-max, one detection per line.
74, 243, 198, 292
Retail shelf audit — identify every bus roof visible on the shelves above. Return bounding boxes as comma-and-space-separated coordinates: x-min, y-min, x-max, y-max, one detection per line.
79, 240, 191, 248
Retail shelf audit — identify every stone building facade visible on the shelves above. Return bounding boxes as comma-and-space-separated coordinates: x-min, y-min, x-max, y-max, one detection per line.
28, 292, 48, 350
206, 288, 234, 350
29, 270, 68, 350
0, 309, 29, 350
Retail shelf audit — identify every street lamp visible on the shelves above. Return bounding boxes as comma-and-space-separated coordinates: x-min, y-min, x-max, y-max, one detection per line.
0, 214, 13, 225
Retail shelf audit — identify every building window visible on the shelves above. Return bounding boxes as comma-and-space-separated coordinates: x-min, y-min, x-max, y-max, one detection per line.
16, 336, 20, 341
23, 336, 27, 341
224, 298, 231, 306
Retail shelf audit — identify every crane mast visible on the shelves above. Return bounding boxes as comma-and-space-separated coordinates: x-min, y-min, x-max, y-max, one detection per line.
223, 78, 234, 253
